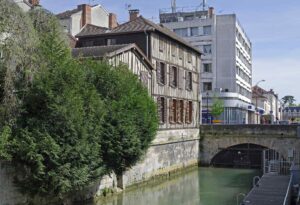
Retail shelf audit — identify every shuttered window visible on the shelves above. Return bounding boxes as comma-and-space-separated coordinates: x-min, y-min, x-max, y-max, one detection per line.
187, 52, 192, 63
170, 66, 178, 87
157, 97, 167, 124
178, 68, 184, 89
177, 100, 184, 123
185, 101, 193, 124
185, 71, 192, 91
156, 61, 166, 85
169, 99, 177, 124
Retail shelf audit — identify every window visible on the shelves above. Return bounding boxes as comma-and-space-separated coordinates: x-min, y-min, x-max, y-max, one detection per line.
159, 37, 165, 52
156, 62, 166, 85
169, 99, 177, 124
106, 38, 116, 45
203, 25, 212, 35
203, 63, 212, 73
140, 71, 148, 87
174, 28, 188, 37
170, 66, 178, 87
171, 44, 177, 56
191, 27, 199, 36
186, 71, 193, 90
178, 100, 184, 123
179, 47, 184, 59
187, 52, 192, 63
157, 97, 166, 124
203, 82, 212, 91
82, 41, 94, 47
203, 45, 212, 54
185, 101, 193, 124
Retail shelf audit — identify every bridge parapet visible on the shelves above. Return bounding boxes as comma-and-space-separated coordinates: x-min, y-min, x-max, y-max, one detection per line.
200, 125, 300, 139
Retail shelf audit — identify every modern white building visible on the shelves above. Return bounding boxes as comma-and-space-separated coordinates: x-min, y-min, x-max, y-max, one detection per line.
57, 4, 118, 37
160, 7, 253, 124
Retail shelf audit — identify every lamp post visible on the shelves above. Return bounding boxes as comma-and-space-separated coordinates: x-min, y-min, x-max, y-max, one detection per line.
254, 80, 265, 124
206, 92, 209, 124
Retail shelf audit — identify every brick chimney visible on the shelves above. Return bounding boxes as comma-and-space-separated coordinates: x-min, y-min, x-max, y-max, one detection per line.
78, 4, 92, 28
109, 13, 118, 29
129, 9, 140, 21
29, 0, 40, 6
208, 7, 214, 18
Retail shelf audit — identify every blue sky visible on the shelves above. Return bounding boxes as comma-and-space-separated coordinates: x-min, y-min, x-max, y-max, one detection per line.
41, 0, 300, 102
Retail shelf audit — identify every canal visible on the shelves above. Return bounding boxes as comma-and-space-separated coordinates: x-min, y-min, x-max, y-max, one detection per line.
88, 167, 260, 205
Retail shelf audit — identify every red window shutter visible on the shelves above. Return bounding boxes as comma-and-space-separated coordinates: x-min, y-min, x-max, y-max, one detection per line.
169, 99, 173, 123
157, 97, 162, 123
185, 101, 189, 123
164, 97, 168, 123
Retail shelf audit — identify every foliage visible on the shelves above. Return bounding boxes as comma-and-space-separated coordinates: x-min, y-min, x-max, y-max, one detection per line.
84, 61, 158, 175
4, 9, 106, 200
0, 3, 158, 202
282, 95, 296, 106
0, 0, 38, 124
211, 96, 224, 118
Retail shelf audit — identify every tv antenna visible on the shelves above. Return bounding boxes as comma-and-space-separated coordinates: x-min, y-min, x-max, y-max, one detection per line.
200, 0, 207, 11
171, 0, 176, 13
125, 3, 132, 11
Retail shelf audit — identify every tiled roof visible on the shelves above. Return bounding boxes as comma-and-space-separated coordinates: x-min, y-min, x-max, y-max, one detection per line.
77, 16, 201, 54
76, 24, 109, 38
72, 44, 129, 58
56, 8, 80, 19
72, 44, 153, 69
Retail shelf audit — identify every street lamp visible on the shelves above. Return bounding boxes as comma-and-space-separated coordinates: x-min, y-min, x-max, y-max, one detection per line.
254, 80, 265, 124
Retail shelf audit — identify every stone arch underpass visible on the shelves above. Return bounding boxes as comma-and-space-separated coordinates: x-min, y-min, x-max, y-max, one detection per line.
199, 125, 300, 167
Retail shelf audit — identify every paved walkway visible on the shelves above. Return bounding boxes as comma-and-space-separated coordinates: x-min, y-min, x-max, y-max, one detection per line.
242, 174, 291, 205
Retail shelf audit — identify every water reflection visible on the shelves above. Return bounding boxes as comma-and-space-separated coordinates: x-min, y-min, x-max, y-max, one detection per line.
89, 168, 260, 205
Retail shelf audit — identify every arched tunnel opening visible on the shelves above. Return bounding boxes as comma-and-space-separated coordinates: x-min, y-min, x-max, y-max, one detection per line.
210, 143, 276, 169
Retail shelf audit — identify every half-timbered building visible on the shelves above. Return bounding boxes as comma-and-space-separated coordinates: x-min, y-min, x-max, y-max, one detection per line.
74, 12, 202, 187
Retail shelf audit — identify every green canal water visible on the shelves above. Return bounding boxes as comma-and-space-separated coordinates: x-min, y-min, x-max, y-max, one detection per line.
89, 167, 260, 205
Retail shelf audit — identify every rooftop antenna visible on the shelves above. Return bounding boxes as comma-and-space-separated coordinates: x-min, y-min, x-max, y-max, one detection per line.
202, 0, 207, 11
125, 3, 132, 11
171, 0, 176, 13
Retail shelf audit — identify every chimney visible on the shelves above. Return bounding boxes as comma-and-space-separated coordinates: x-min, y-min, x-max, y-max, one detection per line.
129, 9, 140, 21
29, 0, 39, 6
109, 13, 118, 29
79, 4, 92, 28
208, 7, 214, 18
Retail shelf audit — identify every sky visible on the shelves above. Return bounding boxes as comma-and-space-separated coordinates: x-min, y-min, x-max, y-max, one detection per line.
41, 0, 300, 102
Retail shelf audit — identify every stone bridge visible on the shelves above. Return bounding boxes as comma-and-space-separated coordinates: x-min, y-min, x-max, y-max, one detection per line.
199, 125, 300, 166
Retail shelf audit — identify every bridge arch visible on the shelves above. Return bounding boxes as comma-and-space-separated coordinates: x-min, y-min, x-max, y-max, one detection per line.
210, 143, 281, 168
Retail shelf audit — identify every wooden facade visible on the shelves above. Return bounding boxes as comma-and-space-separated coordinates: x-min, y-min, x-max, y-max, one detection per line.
75, 16, 202, 130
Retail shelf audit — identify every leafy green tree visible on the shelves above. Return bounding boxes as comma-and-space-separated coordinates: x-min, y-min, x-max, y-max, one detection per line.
0, 0, 38, 125
211, 96, 224, 120
84, 61, 158, 176
282, 95, 296, 106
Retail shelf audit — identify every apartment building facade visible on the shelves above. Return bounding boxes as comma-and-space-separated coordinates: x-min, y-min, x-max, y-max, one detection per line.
160, 7, 253, 124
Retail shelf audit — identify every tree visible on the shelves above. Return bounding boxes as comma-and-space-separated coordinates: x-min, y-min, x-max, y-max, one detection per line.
83, 61, 158, 176
282, 95, 296, 106
211, 96, 224, 120
0, 0, 38, 125
5, 8, 106, 202
0, 4, 158, 203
